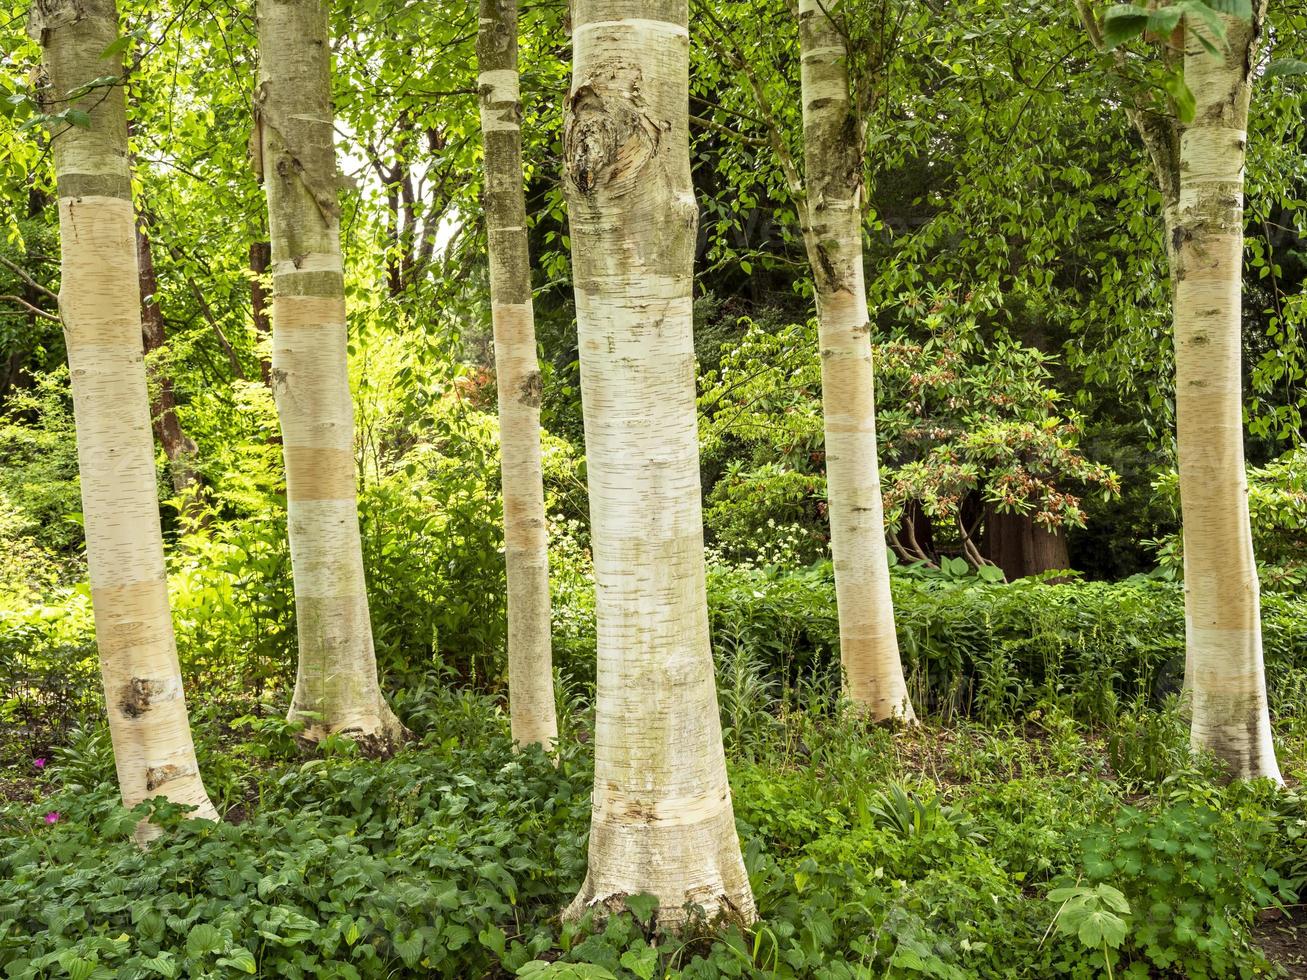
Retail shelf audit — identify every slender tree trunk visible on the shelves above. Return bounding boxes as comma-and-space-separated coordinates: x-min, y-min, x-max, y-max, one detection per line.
249, 241, 274, 387
30, 0, 216, 837
255, 0, 404, 750
135, 220, 203, 508
797, 0, 913, 722
561, 0, 755, 926
1173, 12, 1279, 781
477, 0, 558, 750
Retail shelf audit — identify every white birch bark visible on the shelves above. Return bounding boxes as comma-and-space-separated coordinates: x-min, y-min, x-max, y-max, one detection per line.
1174, 10, 1280, 781
560, 0, 756, 926
30, 0, 217, 839
477, 0, 558, 750
255, 0, 405, 750
797, 0, 913, 721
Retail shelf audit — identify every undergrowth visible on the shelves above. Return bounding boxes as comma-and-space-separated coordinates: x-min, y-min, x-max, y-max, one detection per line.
1, 684, 1305, 979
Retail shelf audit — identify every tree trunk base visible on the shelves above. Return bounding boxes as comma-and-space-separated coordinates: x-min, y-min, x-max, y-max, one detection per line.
289, 704, 411, 757
562, 875, 756, 932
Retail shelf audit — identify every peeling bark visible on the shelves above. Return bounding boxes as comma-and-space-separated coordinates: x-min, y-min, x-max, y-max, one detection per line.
30, 0, 217, 840
255, 0, 405, 750
477, 0, 558, 750
798, 0, 913, 722
560, 0, 755, 927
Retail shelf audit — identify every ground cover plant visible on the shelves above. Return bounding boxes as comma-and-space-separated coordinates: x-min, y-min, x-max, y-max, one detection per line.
2, 681, 1305, 979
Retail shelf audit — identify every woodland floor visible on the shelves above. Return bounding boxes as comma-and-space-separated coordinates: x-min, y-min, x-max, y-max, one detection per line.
2, 689, 1306, 978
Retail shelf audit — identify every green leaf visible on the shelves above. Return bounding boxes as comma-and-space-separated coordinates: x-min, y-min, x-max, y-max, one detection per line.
624, 893, 659, 926
620, 945, 658, 980
1078, 909, 1129, 949
64, 109, 92, 129
1094, 883, 1132, 915
479, 924, 507, 958
56, 952, 96, 980
217, 948, 257, 975
516, 964, 619, 979
1199, 0, 1252, 19
393, 931, 424, 968
1047, 886, 1083, 904
100, 35, 132, 59
1102, 4, 1150, 48
1162, 73, 1196, 124
1146, 6, 1183, 35
186, 923, 223, 959
1266, 59, 1307, 79
141, 953, 178, 978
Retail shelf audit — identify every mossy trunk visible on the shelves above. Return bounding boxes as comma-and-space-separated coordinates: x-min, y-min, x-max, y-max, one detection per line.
797, 0, 913, 722
255, 0, 404, 750
561, 0, 756, 927
30, 0, 217, 840
477, 0, 558, 750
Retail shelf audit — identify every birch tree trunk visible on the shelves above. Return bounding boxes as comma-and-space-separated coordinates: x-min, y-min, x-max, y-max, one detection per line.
561, 0, 755, 926
797, 0, 913, 722
1173, 11, 1280, 781
30, 0, 217, 838
477, 0, 558, 750
255, 0, 404, 750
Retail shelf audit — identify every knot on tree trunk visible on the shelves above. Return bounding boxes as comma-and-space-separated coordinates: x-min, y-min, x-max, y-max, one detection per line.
564, 71, 660, 200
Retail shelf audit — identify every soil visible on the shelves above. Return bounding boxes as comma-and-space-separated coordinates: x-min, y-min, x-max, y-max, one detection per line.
1256, 905, 1307, 979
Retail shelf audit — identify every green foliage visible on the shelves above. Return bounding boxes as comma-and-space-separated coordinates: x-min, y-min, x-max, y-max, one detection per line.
0, 693, 591, 979
0, 370, 84, 555
699, 562, 1217, 725
1046, 797, 1297, 977
1152, 448, 1307, 589
697, 312, 1118, 570
3, 674, 1306, 979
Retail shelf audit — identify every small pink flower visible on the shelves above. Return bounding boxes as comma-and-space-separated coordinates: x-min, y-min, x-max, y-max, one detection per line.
33, 758, 46, 770
44, 812, 60, 825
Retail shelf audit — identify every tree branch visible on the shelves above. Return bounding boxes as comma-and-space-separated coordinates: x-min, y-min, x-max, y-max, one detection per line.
0, 295, 60, 321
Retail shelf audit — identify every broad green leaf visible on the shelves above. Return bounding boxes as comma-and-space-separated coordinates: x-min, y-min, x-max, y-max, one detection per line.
217, 948, 257, 975
1266, 59, 1307, 79
57, 952, 96, 980
620, 945, 658, 980
517, 964, 619, 979
141, 953, 178, 978
185, 923, 223, 959
624, 893, 659, 926
100, 36, 132, 59
1102, 4, 1150, 48
1146, 6, 1183, 35
1094, 883, 1132, 915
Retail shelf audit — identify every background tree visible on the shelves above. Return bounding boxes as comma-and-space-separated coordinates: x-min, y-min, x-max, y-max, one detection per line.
476, 0, 557, 749
255, 0, 405, 749
791, 0, 912, 719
